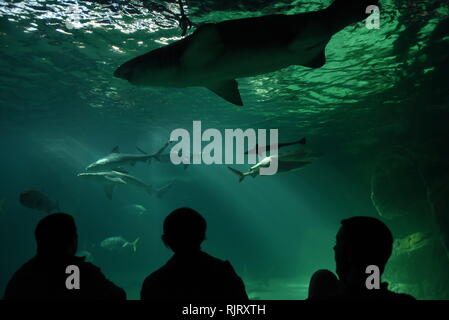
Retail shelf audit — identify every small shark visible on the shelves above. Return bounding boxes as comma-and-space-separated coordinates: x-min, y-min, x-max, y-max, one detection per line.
228, 138, 321, 182
86, 146, 166, 171
77, 170, 174, 199
123, 204, 149, 216
114, 0, 378, 105
229, 160, 311, 182
100, 236, 140, 252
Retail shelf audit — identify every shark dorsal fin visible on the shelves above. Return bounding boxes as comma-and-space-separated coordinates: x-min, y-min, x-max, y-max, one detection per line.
299, 137, 306, 145
111, 146, 120, 153
207, 80, 243, 106
105, 176, 126, 184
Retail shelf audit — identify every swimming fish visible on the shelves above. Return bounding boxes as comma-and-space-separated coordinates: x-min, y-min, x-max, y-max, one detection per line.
19, 190, 59, 213
100, 236, 140, 252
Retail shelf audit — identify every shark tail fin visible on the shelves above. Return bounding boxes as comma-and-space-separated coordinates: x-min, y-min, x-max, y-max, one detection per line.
131, 237, 140, 252
153, 141, 171, 162
156, 180, 175, 199
123, 237, 140, 252
136, 146, 153, 163
228, 166, 245, 182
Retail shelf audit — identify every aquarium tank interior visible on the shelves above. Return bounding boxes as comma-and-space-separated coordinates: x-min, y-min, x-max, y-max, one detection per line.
0, 0, 448, 300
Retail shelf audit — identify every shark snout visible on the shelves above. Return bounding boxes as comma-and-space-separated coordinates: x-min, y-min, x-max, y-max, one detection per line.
114, 63, 134, 80
86, 163, 96, 171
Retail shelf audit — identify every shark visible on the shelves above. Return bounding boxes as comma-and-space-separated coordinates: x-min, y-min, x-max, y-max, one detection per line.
114, 0, 378, 105
228, 137, 322, 182
228, 161, 311, 182
86, 146, 166, 171
77, 170, 174, 200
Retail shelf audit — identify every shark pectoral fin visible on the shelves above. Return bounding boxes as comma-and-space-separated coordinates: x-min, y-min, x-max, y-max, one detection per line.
112, 168, 129, 174
302, 50, 326, 69
105, 176, 126, 184
206, 80, 243, 106
181, 23, 223, 68
104, 184, 115, 200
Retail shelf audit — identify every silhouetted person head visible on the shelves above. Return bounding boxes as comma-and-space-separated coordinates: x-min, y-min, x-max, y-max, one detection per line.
334, 216, 393, 285
308, 269, 339, 300
162, 207, 206, 254
35, 213, 78, 257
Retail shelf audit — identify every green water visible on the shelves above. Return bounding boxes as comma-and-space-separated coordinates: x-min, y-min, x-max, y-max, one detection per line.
1, 0, 449, 300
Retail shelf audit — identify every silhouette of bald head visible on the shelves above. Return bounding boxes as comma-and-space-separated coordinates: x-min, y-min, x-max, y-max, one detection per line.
334, 216, 393, 280
35, 213, 78, 256
162, 208, 207, 253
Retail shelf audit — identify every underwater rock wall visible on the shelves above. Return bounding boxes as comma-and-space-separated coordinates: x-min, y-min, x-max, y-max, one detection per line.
370, 144, 449, 299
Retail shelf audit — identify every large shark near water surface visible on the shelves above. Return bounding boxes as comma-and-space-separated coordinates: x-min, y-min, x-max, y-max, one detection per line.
114, 0, 379, 105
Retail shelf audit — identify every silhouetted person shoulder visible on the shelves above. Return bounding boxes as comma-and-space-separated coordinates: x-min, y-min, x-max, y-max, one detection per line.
4, 213, 126, 300
307, 216, 415, 301
141, 208, 248, 301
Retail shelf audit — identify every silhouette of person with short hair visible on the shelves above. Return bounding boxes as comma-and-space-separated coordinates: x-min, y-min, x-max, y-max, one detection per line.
308, 269, 339, 300
141, 207, 248, 300
308, 216, 415, 300
4, 213, 126, 300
